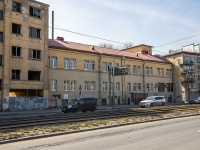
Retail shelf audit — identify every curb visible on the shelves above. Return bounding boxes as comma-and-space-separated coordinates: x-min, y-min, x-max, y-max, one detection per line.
1, 113, 199, 145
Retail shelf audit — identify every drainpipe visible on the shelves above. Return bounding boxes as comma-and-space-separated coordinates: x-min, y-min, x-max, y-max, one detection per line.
142, 59, 146, 94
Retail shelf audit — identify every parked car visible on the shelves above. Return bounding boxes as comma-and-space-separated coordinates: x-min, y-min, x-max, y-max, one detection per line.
62, 97, 97, 113
189, 97, 200, 104
139, 96, 166, 108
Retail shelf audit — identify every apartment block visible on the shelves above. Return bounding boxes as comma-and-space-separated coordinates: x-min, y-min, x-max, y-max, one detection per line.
164, 43, 200, 102
0, 0, 49, 111
49, 37, 174, 106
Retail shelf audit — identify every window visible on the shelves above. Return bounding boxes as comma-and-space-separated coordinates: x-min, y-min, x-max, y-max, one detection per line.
12, 70, 21, 80
160, 68, 164, 76
50, 56, 57, 68
166, 69, 169, 77
12, 46, 21, 57
12, 23, 22, 34
29, 27, 41, 38
28, 71, 40, 81
12, 1, 21, 12
146, 67, 148, 75
133, 83, 137, 91
115, 63, 119, 67
64, 80, 70, 91
70, 58, 76, 69
169, 69, 172, 77
197, 57, 200, 63
149, 67, 152, 75
51, 80, 57, 91
91, 81, 95, 91
108, 62, 112, 72
0, 79, 2, 90
64, 58, 69, 69
167, 83, 173, 92
84, 60, 89, 70
102, 62, 107, 72
127, 83, 131, 92
103, 82, 107, 92
71, 80, 76, 91
150, 83, 153, 92
138, 83, 141, 91
133, 65, 136, 74
90, 61, 95, 71
29, 49, 41, 60
127, 65, 130, 74
157, 68, 160, 76
0, 10, 3, 20
137, 66, 141, 75
85, 81, 90, 91
116, 82, 120, 92
0, 55, 3, 65
146, 83, 149, 92
0, 32, 3, 42
29, 6, 41, 18
158, 83, 165, 92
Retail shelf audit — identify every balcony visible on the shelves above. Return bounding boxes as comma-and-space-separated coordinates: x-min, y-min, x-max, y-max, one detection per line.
181, 68, 195, 74
181, 77, 196, 83
180, 61, 194, 66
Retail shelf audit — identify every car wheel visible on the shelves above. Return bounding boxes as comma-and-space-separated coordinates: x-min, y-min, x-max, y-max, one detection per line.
162, 102, 165, 106
82, 110, 86, 113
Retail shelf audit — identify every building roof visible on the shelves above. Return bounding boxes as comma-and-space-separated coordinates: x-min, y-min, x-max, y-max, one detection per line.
48, 39, 171, 64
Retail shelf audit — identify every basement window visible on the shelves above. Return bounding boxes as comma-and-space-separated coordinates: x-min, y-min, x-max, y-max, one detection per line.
0, 10, 3, 20
12, 70, 21, 80
28, 71, 41, 81
29, 6, 41, 18
0, 32, 3, 42
0, 55, 3, 65
12, 46, 21, 57
29, 27, 41, 38
29, 49, 41, 60
0, 79, 2, 90
12, 1, 22, 12
12, 23, 22, 35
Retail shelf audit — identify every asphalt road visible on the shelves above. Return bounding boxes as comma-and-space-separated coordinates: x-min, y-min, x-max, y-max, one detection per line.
1, 115, 200, 150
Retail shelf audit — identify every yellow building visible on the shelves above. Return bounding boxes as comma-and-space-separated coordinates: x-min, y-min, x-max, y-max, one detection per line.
49, 37, 174, 106
0, 0, 49, 111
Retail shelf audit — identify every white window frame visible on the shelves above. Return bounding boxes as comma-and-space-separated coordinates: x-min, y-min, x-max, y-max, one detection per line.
102, 62, 107, 72
146, 83, 149, 92
51, 56, 57, 68
160, 68, 163, 76
64, 58, 69, 69
71, 80, 76, 91
85, 81, 90, 91
149, 67, 152, 76
64, 80, 70, 91
91, 81, 95, 91
137, 66, 141, 75
90, 61, 95, 71
138, 83, 141, 91
133, 83, 137, 92
157, 68, 160, 76
71, 58, 76, 69
84, 60, 89, 70
127, 83, 131, 92
116, 82, 120, 92
51, 80, 57, 91
150, 83, 153, 92
103, 82, 107, 92
146, 67, 148, 75
133, 65, 136, 74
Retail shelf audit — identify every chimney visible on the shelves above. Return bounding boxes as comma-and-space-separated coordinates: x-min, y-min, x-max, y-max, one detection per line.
57, 36, 64, 41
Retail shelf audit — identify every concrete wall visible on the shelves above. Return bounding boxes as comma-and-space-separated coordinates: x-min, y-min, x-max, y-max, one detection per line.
6, 96, 48, 111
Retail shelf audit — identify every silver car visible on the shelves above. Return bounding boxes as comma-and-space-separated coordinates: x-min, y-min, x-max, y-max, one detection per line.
139, 96, 166, 108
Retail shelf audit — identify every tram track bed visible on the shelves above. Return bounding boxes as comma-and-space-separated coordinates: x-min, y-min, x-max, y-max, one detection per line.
0, 105, 200, 143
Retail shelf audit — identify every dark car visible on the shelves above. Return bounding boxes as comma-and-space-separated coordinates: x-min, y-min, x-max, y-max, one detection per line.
62, 98, 97, 113
189, 96, 200, 104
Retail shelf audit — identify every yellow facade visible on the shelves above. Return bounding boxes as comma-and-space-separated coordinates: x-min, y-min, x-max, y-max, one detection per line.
49, 39, 174, 106
0, 0, 49, 111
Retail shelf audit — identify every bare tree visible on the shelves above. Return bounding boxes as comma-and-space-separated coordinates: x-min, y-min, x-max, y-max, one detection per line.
98, 43, 115, 49
121, 42, 134, 50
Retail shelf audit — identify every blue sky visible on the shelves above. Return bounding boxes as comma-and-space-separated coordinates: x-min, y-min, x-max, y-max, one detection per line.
39, 0, 200, 54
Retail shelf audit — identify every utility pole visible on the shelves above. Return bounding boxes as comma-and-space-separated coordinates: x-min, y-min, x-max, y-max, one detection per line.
108, 66, 112, 105
187, 72, 190, 102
